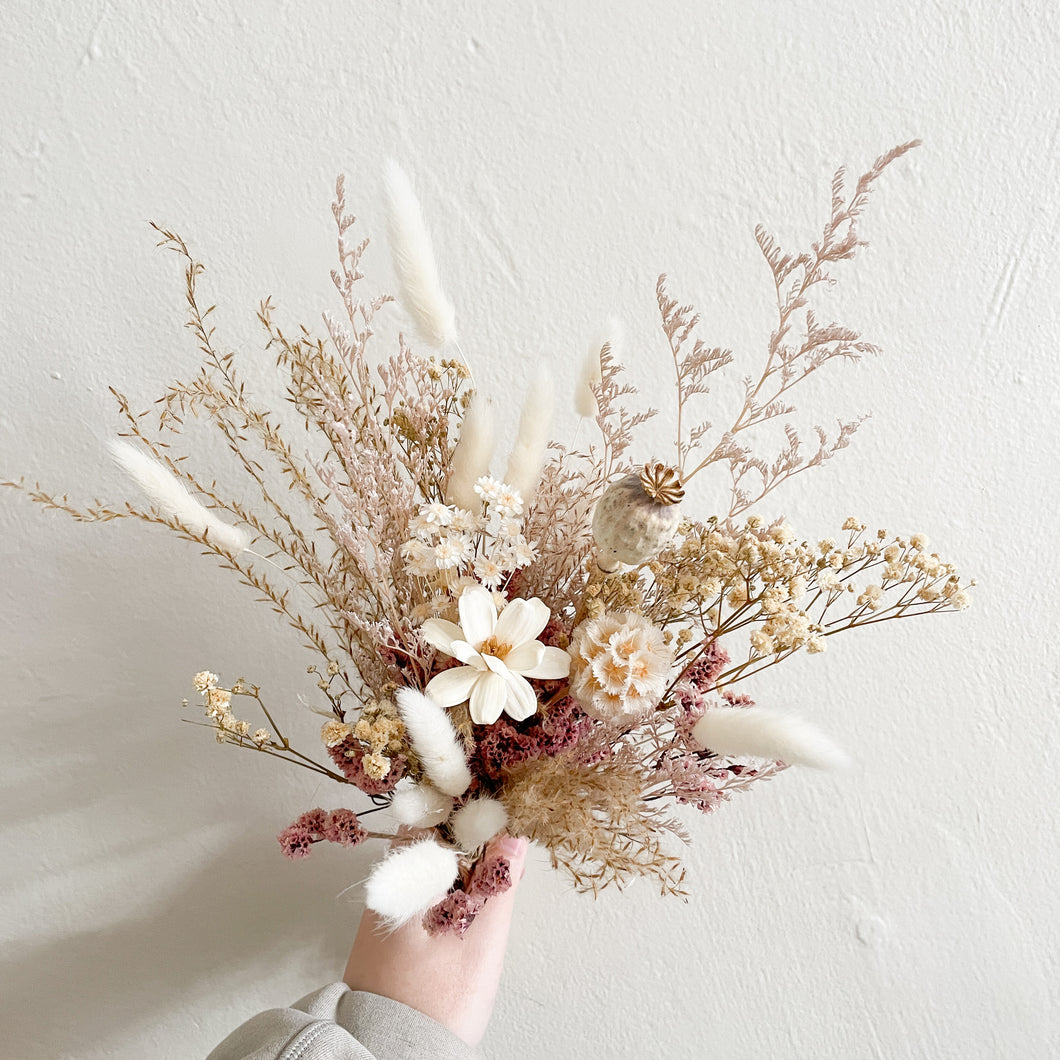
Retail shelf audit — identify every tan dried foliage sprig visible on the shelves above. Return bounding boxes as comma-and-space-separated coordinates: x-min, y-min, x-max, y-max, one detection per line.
644, 516, 971, 692
503, 748, 688, 897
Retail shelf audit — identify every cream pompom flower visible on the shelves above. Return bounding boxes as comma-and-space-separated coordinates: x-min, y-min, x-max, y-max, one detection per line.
569, 611, 673, 724
421, 585, 571, 725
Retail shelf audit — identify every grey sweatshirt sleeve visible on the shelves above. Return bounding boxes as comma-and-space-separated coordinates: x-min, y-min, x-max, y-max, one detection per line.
205, 983, 476, 1060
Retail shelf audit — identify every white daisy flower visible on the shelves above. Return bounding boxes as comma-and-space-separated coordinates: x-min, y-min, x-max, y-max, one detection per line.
420, 585, 571, 725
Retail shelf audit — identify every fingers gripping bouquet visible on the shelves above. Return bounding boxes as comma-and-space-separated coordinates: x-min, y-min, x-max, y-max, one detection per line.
6, 142, 972, 937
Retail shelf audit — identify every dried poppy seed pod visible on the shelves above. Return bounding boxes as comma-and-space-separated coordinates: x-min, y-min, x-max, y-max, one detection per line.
592, 462, 684, 572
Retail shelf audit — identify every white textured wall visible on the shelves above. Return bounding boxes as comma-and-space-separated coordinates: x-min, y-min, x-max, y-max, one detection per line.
2, 2, 1057, 1057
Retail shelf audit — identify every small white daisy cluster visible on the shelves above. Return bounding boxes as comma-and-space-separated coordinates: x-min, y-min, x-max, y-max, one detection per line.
401, 477, 537, 589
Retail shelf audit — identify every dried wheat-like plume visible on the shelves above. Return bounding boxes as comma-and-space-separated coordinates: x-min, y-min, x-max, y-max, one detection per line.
107, 439, 250, 554
382, 159, 457, 348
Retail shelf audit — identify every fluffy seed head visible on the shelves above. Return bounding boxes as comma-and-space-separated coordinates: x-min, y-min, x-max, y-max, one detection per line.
382, 159, 457, 348
364, 840, 460, 927
450, 797, 509, 852
691, 706, 850, 770
108, 440, 249, 554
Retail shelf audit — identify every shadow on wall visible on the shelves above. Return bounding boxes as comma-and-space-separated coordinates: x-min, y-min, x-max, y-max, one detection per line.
0, 543, 378, 1058
0, 830, 375, 1058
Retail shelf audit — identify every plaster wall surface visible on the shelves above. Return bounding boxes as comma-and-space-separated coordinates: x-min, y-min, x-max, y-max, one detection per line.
1, 2, 1057, 1057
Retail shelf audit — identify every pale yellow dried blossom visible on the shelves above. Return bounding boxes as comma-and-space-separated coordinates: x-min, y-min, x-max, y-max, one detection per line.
569, 611, 673, 724
363, 752, 392, 780
770, 522, 795, 544
194, 671, 219, 692
750, 630, 775, 654
857, 585, 883, 610
818, 570, 842, 592
206, 687, 232, 716
321, 719, 353, 747
252, 728, 270, 745
355, 698, 408, 756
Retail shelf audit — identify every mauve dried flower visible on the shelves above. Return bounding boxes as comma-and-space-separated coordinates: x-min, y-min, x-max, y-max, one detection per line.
322, 808, 366, 846
277, 825, 315, 860
422, 888, 484, 937
467, 851, 514, 898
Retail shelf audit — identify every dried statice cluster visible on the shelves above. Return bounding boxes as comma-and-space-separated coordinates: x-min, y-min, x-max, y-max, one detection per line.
4, 143, 973, 934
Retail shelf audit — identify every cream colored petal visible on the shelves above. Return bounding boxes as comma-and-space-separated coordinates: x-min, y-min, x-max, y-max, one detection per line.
450, 639, 484, 667
469, 670, 508, 725
425, 665, 480, 707
504, 641, 545, 674
480, 653, 511, 676
419, 618, 465, 655
504, 674, 539, 721
493, 596, 550, 648
458, 585, 497, 646
519, 645, 572, 680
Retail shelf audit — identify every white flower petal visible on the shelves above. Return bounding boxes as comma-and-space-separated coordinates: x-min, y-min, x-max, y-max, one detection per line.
419, 618, 464, 655
469, 670, 508, 725
449, 639, 483, 666
458, 585, 497, 647
480, 653, 511, 677
504, 641, 545, 673
504, 674, 539, 721
520, 645, 572, 680
494, 597, 550, 648
425, 665, 480, 707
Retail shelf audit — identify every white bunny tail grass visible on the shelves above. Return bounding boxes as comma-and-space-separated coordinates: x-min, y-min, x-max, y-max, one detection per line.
576, 318, 622, 418
692, 706, 851, 770
503, 366, 554, 503
445, 392, 495, 510
395, 688, 473, 796
450, 797, 508, 853
382, 159, 457, 348
364, 839, 460, 927
107, 440, 249, 554
389, 781, 454, 829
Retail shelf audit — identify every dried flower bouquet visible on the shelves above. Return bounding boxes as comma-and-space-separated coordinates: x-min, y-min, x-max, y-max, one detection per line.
5, 142, 971, 935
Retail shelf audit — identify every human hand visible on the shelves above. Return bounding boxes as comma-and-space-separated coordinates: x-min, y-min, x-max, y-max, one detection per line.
343, 834, 528, 1047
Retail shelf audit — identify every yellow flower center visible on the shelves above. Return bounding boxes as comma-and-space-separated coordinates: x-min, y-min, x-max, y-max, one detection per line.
479, 635, 513, 660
